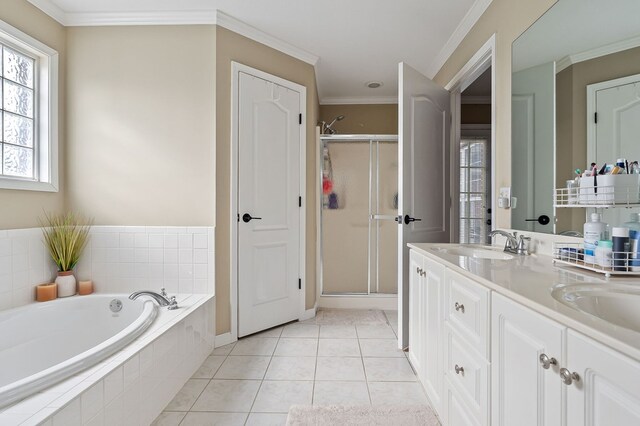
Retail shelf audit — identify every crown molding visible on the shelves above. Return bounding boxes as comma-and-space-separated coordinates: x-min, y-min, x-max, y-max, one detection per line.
320, 96, 398, 105
555, 34, 640, 74
426, 0, 493, 79
27, 0, 68, 25
215, 11, 319, 65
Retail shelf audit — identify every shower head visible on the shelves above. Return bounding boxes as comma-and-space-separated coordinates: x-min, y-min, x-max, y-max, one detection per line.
324, 115, 345, 134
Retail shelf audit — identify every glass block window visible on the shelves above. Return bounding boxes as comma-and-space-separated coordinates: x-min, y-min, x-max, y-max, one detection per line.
1, 44, 36, 179
460, 137, 489, 244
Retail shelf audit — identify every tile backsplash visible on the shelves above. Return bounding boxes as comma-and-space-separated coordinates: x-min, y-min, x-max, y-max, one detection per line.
0, 226, 215, 312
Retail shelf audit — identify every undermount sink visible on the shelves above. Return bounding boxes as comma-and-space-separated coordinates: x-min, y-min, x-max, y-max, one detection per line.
432, 245, 514, 260
552, 283, 640, 333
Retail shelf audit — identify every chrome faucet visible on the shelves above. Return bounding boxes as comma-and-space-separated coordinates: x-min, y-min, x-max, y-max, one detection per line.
129, 288, 179, 310
489, 230, 524, 255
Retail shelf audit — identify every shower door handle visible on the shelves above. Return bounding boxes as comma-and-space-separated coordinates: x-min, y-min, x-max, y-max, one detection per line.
404, 215, 422, 225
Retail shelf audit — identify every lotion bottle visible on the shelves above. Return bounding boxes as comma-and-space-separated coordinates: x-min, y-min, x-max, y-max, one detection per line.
584, 213, 607, 264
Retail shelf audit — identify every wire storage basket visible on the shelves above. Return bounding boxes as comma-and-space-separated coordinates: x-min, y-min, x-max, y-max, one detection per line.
555, 175, 640, 208
552, 242, 640, 277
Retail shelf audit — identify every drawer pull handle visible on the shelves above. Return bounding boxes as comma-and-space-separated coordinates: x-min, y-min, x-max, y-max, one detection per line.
560, 368, 580, 385
454, 302, 465, 313
454, 364, 464, 375
539, 353, 557, 370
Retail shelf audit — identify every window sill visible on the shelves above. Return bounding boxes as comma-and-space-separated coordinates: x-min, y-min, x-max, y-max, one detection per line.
0, 178, 58, 192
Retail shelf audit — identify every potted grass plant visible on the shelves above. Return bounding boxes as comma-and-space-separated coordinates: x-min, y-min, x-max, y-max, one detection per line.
40, 212, 92, 298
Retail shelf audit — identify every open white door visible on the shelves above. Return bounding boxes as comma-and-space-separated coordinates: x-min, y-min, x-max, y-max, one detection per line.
398, 62, 451, 348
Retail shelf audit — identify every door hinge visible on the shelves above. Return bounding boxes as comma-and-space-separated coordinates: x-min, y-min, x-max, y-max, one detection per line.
299, 196, 302, 207
298, 278, 302, 289
299, 113, 302, 125
594, 112, 598, 124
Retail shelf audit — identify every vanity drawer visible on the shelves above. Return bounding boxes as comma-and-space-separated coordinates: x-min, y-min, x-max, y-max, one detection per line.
444, 323, 489, 426
444, 269, 490, 358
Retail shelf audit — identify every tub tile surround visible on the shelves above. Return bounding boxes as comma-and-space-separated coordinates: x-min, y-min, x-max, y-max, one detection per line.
0, 226, 214, 312
0, 294, 216, 426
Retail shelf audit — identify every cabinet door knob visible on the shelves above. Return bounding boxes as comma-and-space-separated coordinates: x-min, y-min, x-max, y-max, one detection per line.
454, 364, 464, 375
560, 368, 580, 385
539, 353, 557, 369
454, 302, 465, 313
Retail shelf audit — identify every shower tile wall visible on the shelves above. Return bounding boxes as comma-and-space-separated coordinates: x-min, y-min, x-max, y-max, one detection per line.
0, 226, 215, 312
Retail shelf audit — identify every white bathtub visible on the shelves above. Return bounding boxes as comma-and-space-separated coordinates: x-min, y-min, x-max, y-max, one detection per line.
0, 294, 157, 408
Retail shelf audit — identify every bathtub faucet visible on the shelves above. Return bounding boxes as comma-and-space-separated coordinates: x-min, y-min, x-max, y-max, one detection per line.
129, 289, 179, 310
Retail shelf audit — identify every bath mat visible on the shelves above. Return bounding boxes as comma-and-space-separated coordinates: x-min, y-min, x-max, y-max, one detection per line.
313, 309, 388, 325
286, 405, 440, 426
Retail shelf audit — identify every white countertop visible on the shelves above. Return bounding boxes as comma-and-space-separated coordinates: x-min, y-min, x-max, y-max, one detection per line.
408, 243, 640, 361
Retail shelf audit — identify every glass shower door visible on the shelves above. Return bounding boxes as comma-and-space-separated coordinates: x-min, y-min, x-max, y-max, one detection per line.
321, 136, 398, 295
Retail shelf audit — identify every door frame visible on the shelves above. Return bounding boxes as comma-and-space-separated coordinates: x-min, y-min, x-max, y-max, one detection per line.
445, 34, 496, 243
230, 61, 307, 341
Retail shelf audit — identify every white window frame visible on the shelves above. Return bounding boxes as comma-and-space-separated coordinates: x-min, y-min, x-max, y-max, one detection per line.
0, 19, 58, 192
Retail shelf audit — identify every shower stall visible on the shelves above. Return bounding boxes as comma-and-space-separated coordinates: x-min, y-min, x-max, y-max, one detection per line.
320, 134, 398, 295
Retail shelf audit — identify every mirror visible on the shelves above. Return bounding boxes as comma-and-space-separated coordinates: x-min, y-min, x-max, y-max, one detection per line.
511, 0, 640, 235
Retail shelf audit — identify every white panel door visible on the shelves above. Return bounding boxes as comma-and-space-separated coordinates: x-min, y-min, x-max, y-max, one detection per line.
491, 292, 564, 426
398, 62, 450, 348
566, 330, 640, 426
238, 71, 301, 337
594, 78, 640, 226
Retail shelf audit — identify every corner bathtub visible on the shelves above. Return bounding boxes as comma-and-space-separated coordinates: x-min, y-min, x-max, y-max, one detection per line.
0, 294, 157, 408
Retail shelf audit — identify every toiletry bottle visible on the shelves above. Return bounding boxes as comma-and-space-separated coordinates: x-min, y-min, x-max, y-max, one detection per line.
623, 212, 640, 232
584, 213, 607, 264
595, 240, 613, 268
612, 227, 630, 271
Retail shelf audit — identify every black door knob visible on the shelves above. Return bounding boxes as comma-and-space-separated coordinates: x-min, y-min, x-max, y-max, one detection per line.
526, 215, 550, 226
242, 213, 262, 223
404, 215, 422, 225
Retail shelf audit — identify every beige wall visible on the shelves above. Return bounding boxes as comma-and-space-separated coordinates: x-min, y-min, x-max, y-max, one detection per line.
0, 0, 66, 229
65, 25, 216, 226
319, 104, 397, 134
434, 0, 557, 230
215, 27, 319, 334
555, 46, 640, 232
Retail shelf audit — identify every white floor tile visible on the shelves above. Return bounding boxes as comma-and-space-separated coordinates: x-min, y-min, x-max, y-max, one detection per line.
245, 412, 288, 426
319, 325, 357, 339
359, 339, 405, 357
363, 358, 417, 382
313, 381, 371, 406
264, 357, 316, 381
192, 356, 226, 378
315, 357, 365, 381
212, 343, 236, 356
164, 379, 208, 411
281, 324, 319, 338
191, 380, 261, 412
274, 338, 318, 357
356, 324, 396, 339
151, 411, 186, 426
317, 338, 361, 357
367, 382, 428, 405
230, 338, 278, 356
251, 381, 313, 413
214, 356, 271, 380
180, 412, 248, 426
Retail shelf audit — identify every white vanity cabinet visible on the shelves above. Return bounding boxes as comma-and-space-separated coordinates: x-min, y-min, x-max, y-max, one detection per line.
408, 246, 640, 426
408, 250, 445, 415
566, 330, 640, 426
491, 292, 564, 426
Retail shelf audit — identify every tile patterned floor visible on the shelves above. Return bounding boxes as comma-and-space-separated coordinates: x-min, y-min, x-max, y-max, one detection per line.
152, 310, 428, 426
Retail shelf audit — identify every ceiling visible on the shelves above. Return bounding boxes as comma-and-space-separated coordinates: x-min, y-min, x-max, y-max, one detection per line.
513, 0, 640, 73
28, 0, 491, 104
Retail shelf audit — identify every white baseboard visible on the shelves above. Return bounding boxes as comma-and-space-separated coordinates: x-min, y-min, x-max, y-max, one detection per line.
214, 332, 236, 348
318, 295, 398, 310
300, 305, 317, 321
